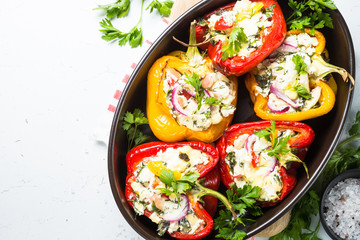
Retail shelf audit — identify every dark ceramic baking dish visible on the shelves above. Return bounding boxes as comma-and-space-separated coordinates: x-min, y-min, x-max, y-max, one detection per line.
320, 169, 360, 240
108, 0, 355, 239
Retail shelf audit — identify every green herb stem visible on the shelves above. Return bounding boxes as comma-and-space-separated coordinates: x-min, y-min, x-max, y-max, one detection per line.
336, 132, 360, 150
195, 181, 237, 220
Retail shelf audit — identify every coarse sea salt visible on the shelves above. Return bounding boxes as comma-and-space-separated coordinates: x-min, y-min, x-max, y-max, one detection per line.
323, 178, 360, 239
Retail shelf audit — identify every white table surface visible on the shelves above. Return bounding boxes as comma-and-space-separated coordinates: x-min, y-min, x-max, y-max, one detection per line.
0, 0, 358, 239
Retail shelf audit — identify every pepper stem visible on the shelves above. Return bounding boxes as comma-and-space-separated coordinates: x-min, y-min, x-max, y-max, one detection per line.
194, 181, 237, 220
185, 20, 203, 66
312, 55, 355, 91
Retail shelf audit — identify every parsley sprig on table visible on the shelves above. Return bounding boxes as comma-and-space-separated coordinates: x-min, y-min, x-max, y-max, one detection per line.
269, 190, 321, 240
271, 111, 360, 240
287, 0, 337, 32
122, 108, 150, 150
100, 18, 143, 47
214, 185, 263, 240
146, 0, 174, 17
95, 0, 173, 47
94, 0, 131, 19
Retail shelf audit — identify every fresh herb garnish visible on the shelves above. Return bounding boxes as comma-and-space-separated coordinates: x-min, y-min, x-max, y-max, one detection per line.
262, 4, 276, 19
293, 85, 312, 99
214, 185, 263, 240
184, 72, 202, 95
221, 26, 248, 61
292, 54, 308, 76
254, 120, 309, 178
183, 72, 206, 109
146, 0, 174, 17
254, 120, 276, 141
94, 0, 130, 19
122, 108, 150, 150
205, 97, 225, 106
287, 0, 337, 33
157, 169, 199, 201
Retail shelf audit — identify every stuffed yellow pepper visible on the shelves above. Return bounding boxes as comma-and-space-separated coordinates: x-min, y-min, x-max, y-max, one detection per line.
147, 21, 238, 143
245, 29, 354, 121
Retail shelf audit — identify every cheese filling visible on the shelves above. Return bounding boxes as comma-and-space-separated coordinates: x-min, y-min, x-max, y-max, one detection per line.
130, 146, 208, 235
224, 130, 295, 202
254, 32, 323, 112
205, 0, 274, 58
163, 69, 236, 131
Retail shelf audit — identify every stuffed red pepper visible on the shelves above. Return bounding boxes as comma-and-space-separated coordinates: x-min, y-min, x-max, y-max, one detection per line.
216, 121, 314, 206
196, 0, 286, 76
125, 141, 220, 239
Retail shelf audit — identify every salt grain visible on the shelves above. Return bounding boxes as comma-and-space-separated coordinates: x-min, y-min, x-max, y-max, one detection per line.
323, 178, 360, 239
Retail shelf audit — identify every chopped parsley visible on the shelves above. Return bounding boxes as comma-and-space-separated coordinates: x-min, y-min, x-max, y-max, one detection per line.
221, 26, 248, 61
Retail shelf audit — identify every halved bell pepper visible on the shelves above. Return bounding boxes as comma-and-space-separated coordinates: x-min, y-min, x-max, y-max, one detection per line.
147, 22, 238, 143
245, 29, 354, 121
125, 141, 220, 239
195, 0, 287, 76
216, 121, 315, 206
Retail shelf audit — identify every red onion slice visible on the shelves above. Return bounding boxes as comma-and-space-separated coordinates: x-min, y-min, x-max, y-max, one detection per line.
267, 95, 290, 113
265, 156, 277, 176
204, 89, 211, 97
268, 42, 298, 58
162, 194, 189, 222
245, 134, 258, 155
269, 84, 300, 109
171, 86, 191, 116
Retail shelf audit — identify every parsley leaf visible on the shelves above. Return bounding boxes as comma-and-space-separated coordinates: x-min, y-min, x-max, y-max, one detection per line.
348, 111, 360, 136
253, 121, 309, 177
287, 0, 337, 31
184, 72, 202, 93
262, 4, 276, 19
214, 185, 263, 240
122, 108, 150, 150
158, 170, 199, 200
146, 0, 174, 17
292, 54, 308, 76
293, 85, 312, 99
94, 0, 131, 19
183, 72, 206, 109
269, 190, 321, 240
99, 18, 143, 48
204, 97, 224, 106
221, 26, 248, 61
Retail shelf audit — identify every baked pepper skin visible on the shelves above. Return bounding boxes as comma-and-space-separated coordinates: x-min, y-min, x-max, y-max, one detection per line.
196, 0, 287, 76
125, 141, 219, 239
147, 54, 238, 143
245, 29, 336, 121
216, 121, 315, 206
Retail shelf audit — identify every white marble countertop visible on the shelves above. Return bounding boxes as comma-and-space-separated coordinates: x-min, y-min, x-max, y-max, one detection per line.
0, 0, 359, 239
